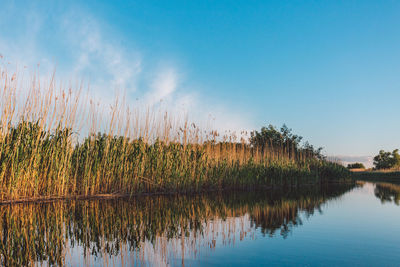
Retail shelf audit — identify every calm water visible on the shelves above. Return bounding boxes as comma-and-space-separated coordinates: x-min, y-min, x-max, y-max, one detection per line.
1, 181, 400, 266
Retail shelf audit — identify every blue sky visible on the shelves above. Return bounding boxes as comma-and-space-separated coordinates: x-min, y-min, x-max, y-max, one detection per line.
1, 1, 400, 164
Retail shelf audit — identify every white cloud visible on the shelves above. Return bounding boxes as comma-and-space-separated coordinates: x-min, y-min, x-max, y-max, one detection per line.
60, 13, 141, 98
145, 68, 178, 106
140, 66, 255, 136
0, 3, 256, 140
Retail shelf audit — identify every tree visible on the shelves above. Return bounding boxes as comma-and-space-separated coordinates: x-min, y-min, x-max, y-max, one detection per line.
393, 149, 400, 168
373, 149, 400, 170
249, 124, 324, 159
249, 124, 302, 150
347, 163, 365, 169
302, 141, 325, 160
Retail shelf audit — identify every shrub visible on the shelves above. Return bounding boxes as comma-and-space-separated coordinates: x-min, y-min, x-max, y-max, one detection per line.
347, 163, 365, 169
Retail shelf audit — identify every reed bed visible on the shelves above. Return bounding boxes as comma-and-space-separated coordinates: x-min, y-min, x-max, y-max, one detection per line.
0, 66, 349, 201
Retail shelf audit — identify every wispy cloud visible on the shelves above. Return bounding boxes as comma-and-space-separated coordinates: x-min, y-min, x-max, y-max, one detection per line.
0, 3, 255, 135
145, 68, 178, 106
59, 12, 142, 100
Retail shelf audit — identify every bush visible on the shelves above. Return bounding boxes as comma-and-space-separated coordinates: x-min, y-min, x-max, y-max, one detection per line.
347, 163, 365, 169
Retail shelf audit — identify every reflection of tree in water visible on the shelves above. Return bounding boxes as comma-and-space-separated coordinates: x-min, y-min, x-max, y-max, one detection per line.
0, 183, 355, 266
249, 185, 343, 238
374, 183, 400, 205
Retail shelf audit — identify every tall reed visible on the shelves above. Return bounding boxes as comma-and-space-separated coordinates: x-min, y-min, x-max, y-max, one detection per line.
0, 66, 349, 201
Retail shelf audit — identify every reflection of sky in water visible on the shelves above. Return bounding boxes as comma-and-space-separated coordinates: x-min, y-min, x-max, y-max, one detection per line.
1, 182, 400, 266
190, 183, 400, 267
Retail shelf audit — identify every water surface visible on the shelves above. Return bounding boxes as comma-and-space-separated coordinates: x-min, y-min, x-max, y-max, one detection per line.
1, 182, 399, 266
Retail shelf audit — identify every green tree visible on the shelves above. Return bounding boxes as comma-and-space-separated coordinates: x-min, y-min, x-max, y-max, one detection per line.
249, 124, 324, 159
393, 149, 400, 168
249, 124, 302, 150
373, 149, 400, 170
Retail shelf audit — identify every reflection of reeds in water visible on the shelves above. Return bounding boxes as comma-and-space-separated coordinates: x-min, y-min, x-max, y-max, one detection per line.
0, 67, 349, 201
374, 183, 400, 205
0, 183, 355, 266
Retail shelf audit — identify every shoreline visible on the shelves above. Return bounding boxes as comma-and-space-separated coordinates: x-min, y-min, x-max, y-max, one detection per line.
0, 180, 353, 206
351, 169, 400, 183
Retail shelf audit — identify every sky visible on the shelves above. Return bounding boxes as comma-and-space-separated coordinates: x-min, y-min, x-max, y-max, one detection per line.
1, 0, 400, 166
